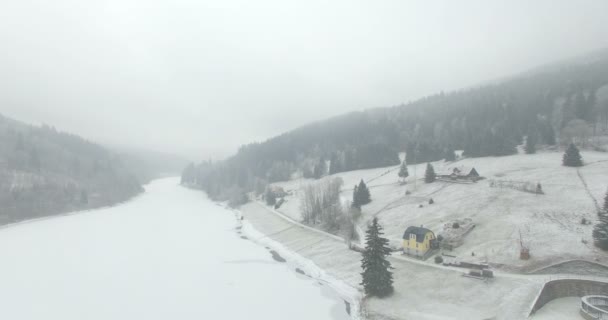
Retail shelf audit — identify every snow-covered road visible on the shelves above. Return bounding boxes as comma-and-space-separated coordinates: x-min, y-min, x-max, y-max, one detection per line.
0, 177, 350, 320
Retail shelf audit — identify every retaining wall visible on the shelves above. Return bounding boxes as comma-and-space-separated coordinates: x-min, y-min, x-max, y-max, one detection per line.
529, 279, 608, 316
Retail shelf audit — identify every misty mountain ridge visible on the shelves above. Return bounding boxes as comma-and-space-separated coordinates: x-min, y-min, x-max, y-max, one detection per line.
182, 49, 608, 204
0, 114, 146, 223
111, 146, 189, 184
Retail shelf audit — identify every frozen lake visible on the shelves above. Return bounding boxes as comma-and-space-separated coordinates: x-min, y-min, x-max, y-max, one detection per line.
0, 178, 351, 320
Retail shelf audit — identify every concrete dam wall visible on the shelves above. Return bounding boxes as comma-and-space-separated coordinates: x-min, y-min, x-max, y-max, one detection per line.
529, 279, 608, 316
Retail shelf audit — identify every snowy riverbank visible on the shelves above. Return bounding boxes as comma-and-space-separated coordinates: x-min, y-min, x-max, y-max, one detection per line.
238, 217, 364, 319
0, 178, 351, 320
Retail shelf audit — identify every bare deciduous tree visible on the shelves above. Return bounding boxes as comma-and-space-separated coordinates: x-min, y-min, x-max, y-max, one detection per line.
300, 177, 345, 232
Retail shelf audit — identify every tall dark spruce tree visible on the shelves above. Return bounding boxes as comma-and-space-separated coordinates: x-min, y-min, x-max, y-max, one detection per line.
352, 185, 360, 208
593, 215, 608, 250
405, 143, 417, 165
444, 147, 456, 161
594, 188, 608, 250
424, 163, 436, 183
265, 187, 276, 206
361, 218, 394, 297
357, 179, 371, 205
313, 158, 327, 179
525, 127, 537, 154
329, 153, 342, 175
604, 188, 608, 213
562, 143, 583, 167
540, 122, 556, 145
398, 160, 409, 182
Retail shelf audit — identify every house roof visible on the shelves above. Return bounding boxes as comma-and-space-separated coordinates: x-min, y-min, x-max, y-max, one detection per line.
403, 226, 433, 243
269, 186, 287, 194
449, 166, 479, 177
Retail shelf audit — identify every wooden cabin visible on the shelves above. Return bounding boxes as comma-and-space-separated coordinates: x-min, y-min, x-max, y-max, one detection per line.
450, 166, 479, 180
438, 166, 482, 182
269, 186, 288, 198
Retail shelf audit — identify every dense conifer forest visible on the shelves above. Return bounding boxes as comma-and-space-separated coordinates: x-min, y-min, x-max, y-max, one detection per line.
182, 50, 608, 203
0, 114, 144, 223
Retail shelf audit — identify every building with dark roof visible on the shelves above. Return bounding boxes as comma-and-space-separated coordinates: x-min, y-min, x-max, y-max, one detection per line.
403, 226, 437, 258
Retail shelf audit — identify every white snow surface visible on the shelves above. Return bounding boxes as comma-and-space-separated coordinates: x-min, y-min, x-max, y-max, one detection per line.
0, 177, 350, 320
272, 150, 608, 269
245, 149, 608, 319
240, 201, 542, 320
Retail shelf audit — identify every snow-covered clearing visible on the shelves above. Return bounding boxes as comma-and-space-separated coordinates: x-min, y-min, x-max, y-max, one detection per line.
244, 149, 608, 318
0, 177, 349, 320
271, 150, 608, 270
240, 201, 542, 320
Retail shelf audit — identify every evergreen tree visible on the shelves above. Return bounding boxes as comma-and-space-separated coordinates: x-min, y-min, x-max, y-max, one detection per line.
29, 148, 41, 172
352, 185, 360, 208
313, 158, 327, 179
354, 144, 400, 169
398, 160, 409, 182
405, 142, 417, 165
360, 218, 394, 297
574, 90, 591, 121
302, 165, 314, 179
597, 189, 608, 250
14, 133, 24, 151
329, 152, 342, 175
444, 147, 456, 161
424, 163, 436, 183
586, 88, 597, 123
536, 183, 543, 195
525, 126, 537, 154
593, 214, 608, 251
265, 187, 276, 206
181, 163, 197, 184
357, 179, 371, 205
604, 188, 608, 213
540, 121, 556, 145
343, 149, 356, 171
562, 143, 583, 167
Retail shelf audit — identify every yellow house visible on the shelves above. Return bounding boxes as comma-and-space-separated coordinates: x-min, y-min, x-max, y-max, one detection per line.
402, 226, 437, 257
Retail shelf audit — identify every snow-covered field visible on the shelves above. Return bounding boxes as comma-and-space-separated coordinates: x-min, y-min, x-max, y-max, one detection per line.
272, 150, 608, 270
238, 149, 608, 318
240, 201, 542, 320
0, 177, 350, 320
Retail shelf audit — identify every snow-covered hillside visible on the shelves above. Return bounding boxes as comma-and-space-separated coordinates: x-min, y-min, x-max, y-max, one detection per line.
270, 150, 608, 270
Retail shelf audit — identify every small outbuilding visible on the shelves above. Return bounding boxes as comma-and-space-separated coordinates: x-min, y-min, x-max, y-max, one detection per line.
402, 226, 438, 258
268, 186, 288, 198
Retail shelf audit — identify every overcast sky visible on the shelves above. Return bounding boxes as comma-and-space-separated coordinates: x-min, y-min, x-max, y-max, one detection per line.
1, 0, 607, 160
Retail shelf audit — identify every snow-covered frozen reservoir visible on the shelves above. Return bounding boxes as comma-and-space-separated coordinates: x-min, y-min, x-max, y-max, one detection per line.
0, 177, 350, 320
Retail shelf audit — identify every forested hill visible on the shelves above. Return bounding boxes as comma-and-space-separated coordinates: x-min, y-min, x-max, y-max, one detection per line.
182, 49, 608, 204
0, 114, 143, 223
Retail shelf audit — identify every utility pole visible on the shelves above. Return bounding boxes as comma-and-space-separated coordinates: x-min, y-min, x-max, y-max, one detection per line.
413, 150, 417, 191
519, 229, 530, 260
